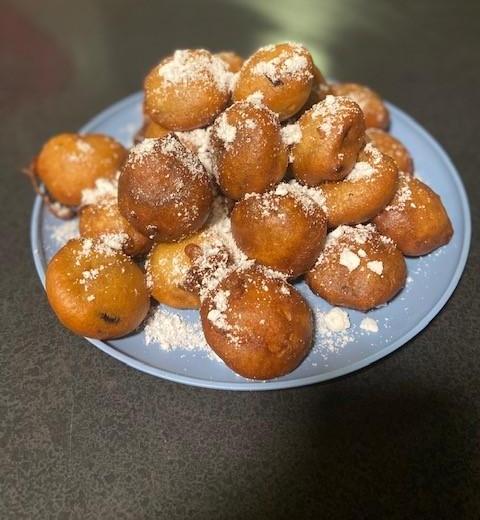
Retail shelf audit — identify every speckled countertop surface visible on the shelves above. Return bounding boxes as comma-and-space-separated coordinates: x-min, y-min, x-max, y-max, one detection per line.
1, 1, 479, 518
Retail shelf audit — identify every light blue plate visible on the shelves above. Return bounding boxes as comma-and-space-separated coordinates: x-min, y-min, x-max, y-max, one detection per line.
30, 92, 471, 390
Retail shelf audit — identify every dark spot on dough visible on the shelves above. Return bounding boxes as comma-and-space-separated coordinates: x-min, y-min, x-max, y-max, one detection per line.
100, 312, 120, 324
264, 74, 284, 87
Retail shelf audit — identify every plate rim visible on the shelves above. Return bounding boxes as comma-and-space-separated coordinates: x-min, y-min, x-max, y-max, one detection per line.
30, 91, 472, 391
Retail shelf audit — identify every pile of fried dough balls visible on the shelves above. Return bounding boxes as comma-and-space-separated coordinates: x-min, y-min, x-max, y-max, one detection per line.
32, 43, 453, 380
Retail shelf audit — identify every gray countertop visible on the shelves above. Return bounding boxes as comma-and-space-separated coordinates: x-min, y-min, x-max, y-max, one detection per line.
1, 0, 479, 518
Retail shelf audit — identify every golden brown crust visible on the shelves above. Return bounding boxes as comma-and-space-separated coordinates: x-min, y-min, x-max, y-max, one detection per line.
331, 82, 390, 130
233, 43, 314, 120
79, 201, 152, 257
46, 238, 150, 339
200, 265, 313, 379
141, 119, 171, 139
321, 143, 398, 228
366, 128, 413, 174
118, 135, 214, 242
292, 96, 366, 184
230, 184, 327, 277
35, 133, 127, 207
306, 224, 406, 311
216, 51, 244, 73
309, 65, 331, 104
146, 235, 205, 309
144, 49, 232, 131
210, 101, 288, 200
373, 173, 453, 256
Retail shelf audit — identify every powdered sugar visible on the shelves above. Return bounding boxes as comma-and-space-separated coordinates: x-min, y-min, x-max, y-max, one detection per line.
339, 249, 360, 271
214, 112, 237, 147
281, 123, 302, 146
363, 142, 383, 165
50, 202, 73, 218
317, 224, 393, 267
81, 174, 119, 206
144, 307, 221, 361
385, 173, 413, 212
311, 95, 358, 136
251, 44, 312, 84
76, 140, 93, 154
345, 161, 375, 182
367, 260, 383, 275
128, 138, 158, 164
74, 234, 126, 264
207, 288, 232, 331
244, 181, 326, 219
203, 196, 248, 265
246, 91, 264, 106
159, 134, 206, 178
158, 49, 233, 92
98, 232, 128, 252
324, 307, 350, 331
271, 180, 327, 214
131, 134, 207, 179
50, 219, 79, 246
360, 317, 379, 333
177, 127, 214, 175
313, 308, 354, 359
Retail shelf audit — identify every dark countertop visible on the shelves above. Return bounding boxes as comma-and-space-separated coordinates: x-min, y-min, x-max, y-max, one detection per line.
1, 1, 479, 518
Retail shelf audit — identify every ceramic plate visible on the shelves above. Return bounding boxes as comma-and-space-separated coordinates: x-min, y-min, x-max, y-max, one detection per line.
30, 92, 471, 390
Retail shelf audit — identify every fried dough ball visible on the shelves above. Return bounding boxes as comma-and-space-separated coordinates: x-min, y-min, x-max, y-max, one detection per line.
46, 238, 150, 339
118, 135, 214, 242
321, 143, 398, 228
210, 101, 288, 199
79, 200, 152, 257
142, 119, 171, 139
366, 128, 413, 174
231, 182, 327, 277
373, 172, 453, 256
35, 133, 127, 206
233, 42, 314, 120
176, 128, 211, 154
216, 51, 244, 73
292, 95, 366, 184
309, 65, 331, 104
280, 65, 331, 124
146, 234, 206, 309
144, 49, 232, 131
200, 265, 313, 379
306, 224, 406, 311
331, 82, 390, 130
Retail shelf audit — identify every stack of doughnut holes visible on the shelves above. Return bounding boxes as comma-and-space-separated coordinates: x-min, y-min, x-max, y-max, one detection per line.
32, 43, 453, 380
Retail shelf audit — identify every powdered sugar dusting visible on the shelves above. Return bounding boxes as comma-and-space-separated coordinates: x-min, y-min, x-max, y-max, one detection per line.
339, 249, 360, 271
385, 173, 413, 212
311, 95, 359, 137
144, 307, 221, 362
345, 161, 375, 182
159, 134, 206, 178
251, 44, 312, 84
324, 307, 350, 331
281, 123, 302, 146
367, 260, 383, 275
50, 219, 79, 246
317, 224, 393, 267
313, 308, 354, 359
158, 49, 233, 92
177, 127, 214, 175
215, 112, 237, 148
246, 91, 264, 106
81, 174, 119, 206
274, 180, 327, 214
360, 317, 379, 333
